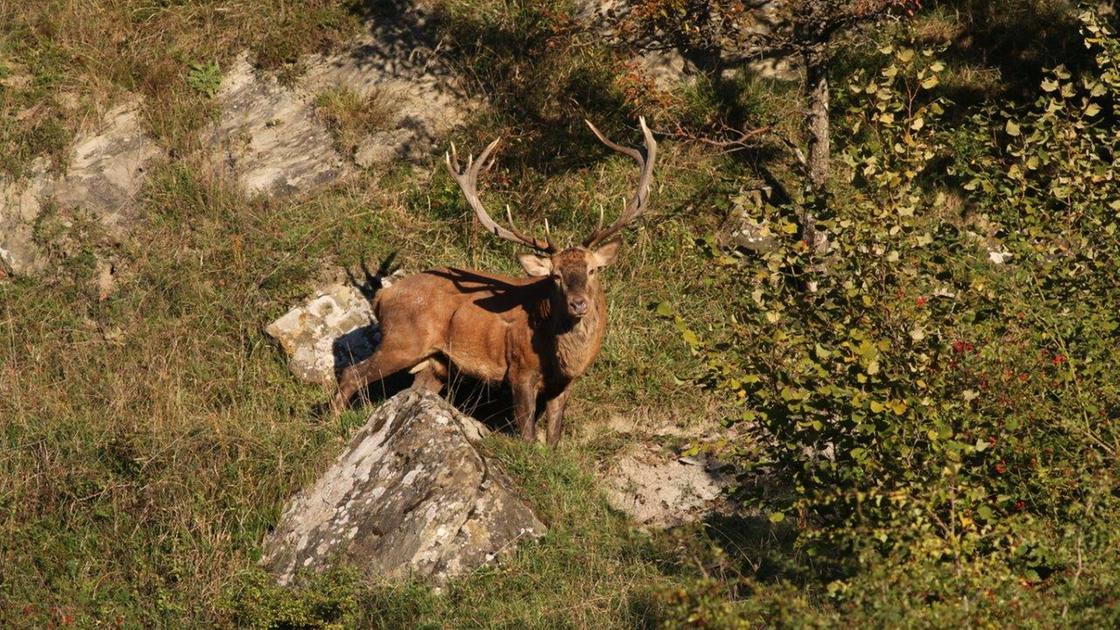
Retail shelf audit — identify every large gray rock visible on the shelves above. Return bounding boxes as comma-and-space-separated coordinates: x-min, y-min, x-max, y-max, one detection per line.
261, 390, 546, 585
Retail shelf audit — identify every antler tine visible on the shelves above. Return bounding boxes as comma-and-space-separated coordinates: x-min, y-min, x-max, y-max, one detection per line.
582, 116, 658, 247
445, 137, 554, 253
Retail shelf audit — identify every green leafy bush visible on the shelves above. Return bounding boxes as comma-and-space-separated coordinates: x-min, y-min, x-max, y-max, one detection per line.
672, 8, 1120, 623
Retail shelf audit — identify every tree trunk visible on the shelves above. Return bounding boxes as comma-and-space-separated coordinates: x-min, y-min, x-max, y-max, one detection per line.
806, 62, 830, 195
802, 59, 831, 249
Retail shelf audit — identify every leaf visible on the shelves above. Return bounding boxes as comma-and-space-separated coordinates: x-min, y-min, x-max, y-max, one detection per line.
681, 329, 700, 348
1084, 102, 1102, 117
1005, 120, 1022, 137
921, 75, 940, 90
1041, 78, 1059, 92
769, 512, 785, 523
655, 302, 673, 317
910, 117, 925, 131
870, 400, 886, 413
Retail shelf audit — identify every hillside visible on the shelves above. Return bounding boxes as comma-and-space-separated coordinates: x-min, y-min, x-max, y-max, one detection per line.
2, 0, 1119, 627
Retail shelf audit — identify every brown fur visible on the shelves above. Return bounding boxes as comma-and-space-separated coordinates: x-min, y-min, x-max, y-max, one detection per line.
332, 244, 618, 445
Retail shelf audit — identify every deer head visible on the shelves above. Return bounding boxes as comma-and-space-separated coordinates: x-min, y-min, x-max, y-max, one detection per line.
445, 118, 657, 320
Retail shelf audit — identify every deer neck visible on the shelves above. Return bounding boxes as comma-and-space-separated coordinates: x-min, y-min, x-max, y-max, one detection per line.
547, 286, 606, 380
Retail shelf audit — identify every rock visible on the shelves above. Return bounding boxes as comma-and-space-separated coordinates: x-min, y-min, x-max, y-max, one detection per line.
0, 100, 161, 275
3, 4, 471, 276
261, 390, 546, 585
717, 188, 780, 255
601, 442, 731, 528
264, 283, 382, 386
718, 214, 779, 255
209, 7, 469, 194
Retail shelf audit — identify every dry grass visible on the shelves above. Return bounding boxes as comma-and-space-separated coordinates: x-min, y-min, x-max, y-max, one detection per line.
0, 121, 736, 622
0, 0, 361, 176
314, 85, 399, 157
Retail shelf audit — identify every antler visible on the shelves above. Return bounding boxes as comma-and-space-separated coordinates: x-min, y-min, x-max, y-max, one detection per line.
582, 116, 658, 247
446, 138, 554, 253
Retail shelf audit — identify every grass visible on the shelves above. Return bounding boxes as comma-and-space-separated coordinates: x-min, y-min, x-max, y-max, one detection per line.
0, 116, 733, 624
314, 86, 398, 158
5, 0, 1112, 626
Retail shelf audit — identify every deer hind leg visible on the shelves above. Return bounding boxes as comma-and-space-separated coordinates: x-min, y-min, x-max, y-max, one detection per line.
332, 340, 427, 414
410, 356, 448, 394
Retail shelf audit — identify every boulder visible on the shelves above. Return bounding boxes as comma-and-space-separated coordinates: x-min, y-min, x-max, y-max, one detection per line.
261, 390, 546, 585
264, 283, 381, 385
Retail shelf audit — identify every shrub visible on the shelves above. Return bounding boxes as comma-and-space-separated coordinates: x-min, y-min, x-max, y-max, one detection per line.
672, 7, 1120, 623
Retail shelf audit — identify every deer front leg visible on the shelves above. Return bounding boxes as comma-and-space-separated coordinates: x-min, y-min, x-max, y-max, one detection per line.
544, 387, 571, 447
511, 377, 539, 442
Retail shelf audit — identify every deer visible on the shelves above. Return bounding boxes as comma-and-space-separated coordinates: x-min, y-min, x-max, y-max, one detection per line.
331, 118, 657, 446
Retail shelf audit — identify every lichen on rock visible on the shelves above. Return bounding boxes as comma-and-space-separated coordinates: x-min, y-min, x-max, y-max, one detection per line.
260, 390, 546, 585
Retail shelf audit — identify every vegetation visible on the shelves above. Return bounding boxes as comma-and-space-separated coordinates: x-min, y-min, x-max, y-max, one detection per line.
2, 0, 1118, 627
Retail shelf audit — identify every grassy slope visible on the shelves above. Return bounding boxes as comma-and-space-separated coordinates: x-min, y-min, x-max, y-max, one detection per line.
4, 0, 1111, 627
0, 2, 739, 625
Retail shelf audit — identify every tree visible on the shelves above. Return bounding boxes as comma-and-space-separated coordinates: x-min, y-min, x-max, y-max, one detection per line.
618, 0, 921, 247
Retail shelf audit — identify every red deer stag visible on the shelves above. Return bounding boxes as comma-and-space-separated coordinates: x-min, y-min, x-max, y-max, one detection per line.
332, 118, 657, 445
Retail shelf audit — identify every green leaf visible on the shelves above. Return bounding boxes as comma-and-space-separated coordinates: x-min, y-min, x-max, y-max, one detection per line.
655, 302, 673, 317
1005, 120, 1022, 136
769, 512, 785, 523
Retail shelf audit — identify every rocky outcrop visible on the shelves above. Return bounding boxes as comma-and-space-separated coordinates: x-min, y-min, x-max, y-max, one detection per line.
0, 100, 162, 275
602, 444, 731, 528
210, 7, 469, 194
2, 3, 469, 276
261, 390, 546, 585
585, 412, 735, 528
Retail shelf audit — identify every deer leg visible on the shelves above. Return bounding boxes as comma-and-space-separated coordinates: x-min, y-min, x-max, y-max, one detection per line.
544, 387, 571, 447
512, 379, 539, 442
411, 357, 448, 394
332, 343, 424, 414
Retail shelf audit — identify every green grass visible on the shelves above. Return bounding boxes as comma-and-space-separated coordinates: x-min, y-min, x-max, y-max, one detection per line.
0, 127, 730, 624
5, 0, 1116, 626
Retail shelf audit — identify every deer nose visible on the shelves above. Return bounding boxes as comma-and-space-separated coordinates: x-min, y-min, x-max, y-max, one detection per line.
568, 297, 588, 316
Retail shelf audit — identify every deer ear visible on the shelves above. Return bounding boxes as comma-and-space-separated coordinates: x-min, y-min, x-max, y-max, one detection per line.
518, 253, 553, 277
591, 240, 621, 269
